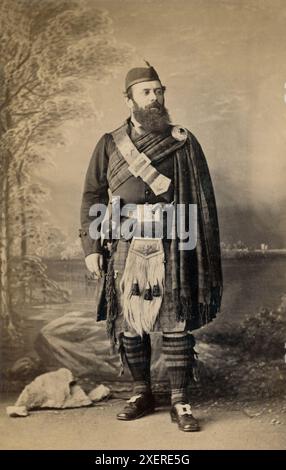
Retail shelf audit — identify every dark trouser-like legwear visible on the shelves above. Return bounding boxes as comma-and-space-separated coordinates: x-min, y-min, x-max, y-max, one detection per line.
122, 334, 152, 395
162, 333, 193, 405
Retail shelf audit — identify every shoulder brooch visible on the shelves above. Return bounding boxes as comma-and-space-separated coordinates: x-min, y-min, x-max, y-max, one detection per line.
171, 125, 188, 142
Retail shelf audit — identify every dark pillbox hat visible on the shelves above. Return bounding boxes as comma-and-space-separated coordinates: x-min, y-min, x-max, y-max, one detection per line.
125, 62, 161, 91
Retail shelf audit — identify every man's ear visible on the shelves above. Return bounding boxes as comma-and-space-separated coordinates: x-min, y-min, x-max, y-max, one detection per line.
125, 96, 134, 110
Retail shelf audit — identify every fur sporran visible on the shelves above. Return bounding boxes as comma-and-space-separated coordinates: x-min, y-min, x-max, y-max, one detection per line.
120, 238, 165, 336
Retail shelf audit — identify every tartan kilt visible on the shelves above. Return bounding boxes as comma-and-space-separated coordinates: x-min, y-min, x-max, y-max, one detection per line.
111, 238, 186, 337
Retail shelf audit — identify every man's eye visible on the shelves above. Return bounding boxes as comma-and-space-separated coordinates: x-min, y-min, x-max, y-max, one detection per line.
144, 90, 149, 95
156, 89, 163, 95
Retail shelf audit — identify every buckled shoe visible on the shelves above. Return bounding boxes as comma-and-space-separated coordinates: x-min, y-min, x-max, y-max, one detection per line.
116, 392, 155, 421
170, 403, 200, 432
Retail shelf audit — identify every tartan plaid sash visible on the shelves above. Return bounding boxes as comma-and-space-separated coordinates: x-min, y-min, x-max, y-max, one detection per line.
169, 133, 223, 329
112, 127, 172, 196
107, 122, 186, 193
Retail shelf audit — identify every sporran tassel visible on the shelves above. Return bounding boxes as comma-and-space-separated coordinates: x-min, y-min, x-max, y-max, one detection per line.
144, 282, 153, 301
131, 280, 140, 296
152, 281, 160, 297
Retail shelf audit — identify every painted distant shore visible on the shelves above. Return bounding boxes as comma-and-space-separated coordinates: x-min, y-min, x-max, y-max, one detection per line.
41, 248, 286, 262
222, 248, 286, 259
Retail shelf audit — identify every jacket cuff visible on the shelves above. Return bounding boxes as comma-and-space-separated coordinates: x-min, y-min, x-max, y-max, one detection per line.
79, 229, 104, 256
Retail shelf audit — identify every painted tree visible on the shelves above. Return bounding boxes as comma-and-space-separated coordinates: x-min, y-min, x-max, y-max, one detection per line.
0, 0, 131, 335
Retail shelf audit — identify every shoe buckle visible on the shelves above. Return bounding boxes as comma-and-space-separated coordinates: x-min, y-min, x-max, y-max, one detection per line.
176, 403, 192, 416
127, 394, 142, 404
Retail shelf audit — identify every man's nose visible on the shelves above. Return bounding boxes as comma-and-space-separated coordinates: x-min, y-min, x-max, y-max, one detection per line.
149, 91, 157, 102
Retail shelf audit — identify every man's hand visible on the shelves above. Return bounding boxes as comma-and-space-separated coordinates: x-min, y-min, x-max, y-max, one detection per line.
85, 253, 103, 278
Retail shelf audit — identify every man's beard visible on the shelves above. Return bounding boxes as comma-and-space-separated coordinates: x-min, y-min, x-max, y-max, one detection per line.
132, 101, 171, 134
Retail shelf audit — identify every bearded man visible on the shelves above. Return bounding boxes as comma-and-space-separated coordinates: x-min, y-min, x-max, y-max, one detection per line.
80, 63, 223, 432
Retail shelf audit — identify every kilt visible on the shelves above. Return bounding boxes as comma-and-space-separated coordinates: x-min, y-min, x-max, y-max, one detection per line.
111, 238, 187, 337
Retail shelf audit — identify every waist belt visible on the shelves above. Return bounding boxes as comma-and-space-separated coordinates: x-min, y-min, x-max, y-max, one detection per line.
124, 202, 171, 223
120, 203, 174, 240
100, 202, 174, 244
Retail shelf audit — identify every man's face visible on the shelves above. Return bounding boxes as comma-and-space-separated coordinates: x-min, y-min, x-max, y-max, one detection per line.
130, 80, 165, 109
126, 80, 171, 133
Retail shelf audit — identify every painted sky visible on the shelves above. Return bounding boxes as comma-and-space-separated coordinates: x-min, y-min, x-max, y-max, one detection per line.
40, 0, 286, 247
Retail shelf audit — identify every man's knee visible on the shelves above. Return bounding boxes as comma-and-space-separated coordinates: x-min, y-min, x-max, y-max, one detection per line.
124, 331, 141, 338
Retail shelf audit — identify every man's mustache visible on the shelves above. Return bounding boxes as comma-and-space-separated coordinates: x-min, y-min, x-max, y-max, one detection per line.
145, 102, 163, 111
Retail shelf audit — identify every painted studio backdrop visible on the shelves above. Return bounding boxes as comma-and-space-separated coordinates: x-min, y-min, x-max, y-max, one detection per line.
0, 0, 286, 400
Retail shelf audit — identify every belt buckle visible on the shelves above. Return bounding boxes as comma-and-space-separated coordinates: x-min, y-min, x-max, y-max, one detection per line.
139, 203, 163, 223
126, 204, 157, 222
